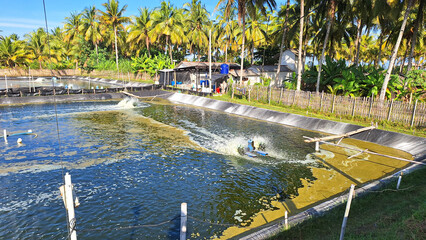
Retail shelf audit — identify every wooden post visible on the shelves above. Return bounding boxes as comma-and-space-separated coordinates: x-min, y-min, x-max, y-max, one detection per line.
231, 85, 235, 99
180, 202, 187, 240
319, 91, 324, 111
53, 88, 56, 95
387, 99, 394, 121
410, 99, 418, 128
396, 172, 403, 190
279, 88, 283, 104
292, 90, 296, 106
307, 91, 311, 109
351, 98, 356, 117
3, 129, 7, 143
368, 93, 373, 118
64, 173, 77, 240
248, 89, 251, 102
284, 210, 288, 230
340, 184, 355, 240
331, 95, 336, 113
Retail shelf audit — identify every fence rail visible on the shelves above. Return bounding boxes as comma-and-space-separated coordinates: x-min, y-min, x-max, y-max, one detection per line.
233, 85, 425, 128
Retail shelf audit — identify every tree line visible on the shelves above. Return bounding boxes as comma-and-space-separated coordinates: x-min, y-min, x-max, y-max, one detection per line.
0, 0, 424, 100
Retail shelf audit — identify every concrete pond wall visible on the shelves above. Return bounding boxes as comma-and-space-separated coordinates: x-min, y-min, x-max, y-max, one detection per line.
165, 93, 426, 239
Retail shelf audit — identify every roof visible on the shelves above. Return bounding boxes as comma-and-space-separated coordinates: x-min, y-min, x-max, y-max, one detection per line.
229, 69, 260, 77
174, 61, 240, 70
248, 65, 294, 73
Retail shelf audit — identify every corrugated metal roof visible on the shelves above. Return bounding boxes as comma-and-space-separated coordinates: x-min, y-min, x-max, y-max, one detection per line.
229, 69, 260, 77
248, 65, 294, 73
174, 61, 240, 70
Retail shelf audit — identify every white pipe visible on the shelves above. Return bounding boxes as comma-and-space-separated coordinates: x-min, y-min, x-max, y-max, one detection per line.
396, 173, 403, 189
180, 202, 187, 240
3, 129, 7, 143
340, 184, 355, 240
64, 173, 77, 240
5, 75, 8, 94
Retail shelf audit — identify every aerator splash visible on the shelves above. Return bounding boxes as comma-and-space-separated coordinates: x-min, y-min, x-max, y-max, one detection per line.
237, 139, 268, 157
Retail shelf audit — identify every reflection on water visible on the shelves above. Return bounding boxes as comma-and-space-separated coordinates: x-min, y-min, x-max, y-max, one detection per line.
0, 99, 411, 239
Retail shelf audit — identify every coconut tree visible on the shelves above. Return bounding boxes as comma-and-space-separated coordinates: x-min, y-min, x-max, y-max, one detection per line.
26, 28, 50, 69
216, 0, 277, 83
244, 8, 268, 64
275, 0, 291, 86
0, 36, 28, 67
406, 0, 424, 72
63, 12, 83, 44
184, 0, 210, 60
379, 0, 414, 101
127, 7, 152, 57
82, 6, 103, 59
148, 1, 186, 62
100, 0, 130, 71
315, 0, 336, 93
216, 6, 239, 62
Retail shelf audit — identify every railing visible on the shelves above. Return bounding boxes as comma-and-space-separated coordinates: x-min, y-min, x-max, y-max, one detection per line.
232, 85, 425, 128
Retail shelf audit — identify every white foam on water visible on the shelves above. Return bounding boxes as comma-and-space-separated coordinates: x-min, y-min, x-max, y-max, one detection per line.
117, 97, 139, 109
0, 190, 59, 212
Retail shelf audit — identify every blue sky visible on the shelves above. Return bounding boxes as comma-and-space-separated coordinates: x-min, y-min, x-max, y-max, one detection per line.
0, 0, 285, 39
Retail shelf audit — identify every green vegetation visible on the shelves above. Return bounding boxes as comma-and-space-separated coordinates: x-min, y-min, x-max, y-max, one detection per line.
0, 0, 424, 101
268, 166, 426, 240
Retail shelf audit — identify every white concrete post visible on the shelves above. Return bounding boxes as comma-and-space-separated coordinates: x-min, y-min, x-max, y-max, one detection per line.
315, 142, 320, 152
5, 75, 8, 94
180, 202, 187, 240
340, 184, 355, 240
64, 173, 77, 240
284, 210, 288, 230
396, 172, 403, 190
3, 129, 7, 143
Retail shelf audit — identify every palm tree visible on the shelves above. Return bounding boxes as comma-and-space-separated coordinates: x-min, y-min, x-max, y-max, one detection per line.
379, 0, 414, 101
315, 0, 336, 93
275, 0, 291, 86
26, 28, 50, 69
148, 1, 186, 62
100, 0, 130, 71
216, 6, 239, 63
406, 0, 424, 72
216, 0, 276, 83
82, 6, 103, 59
127, 7, 152, 57
244, 8, 268, 64
63, 12, 83, 44
184, 0, 210, 60
0, 36, 28, 67
296, 0, 304, 91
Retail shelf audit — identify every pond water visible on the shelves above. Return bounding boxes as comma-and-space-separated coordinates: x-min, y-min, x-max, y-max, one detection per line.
0, 99, 409, 239
0, 77, 115, 90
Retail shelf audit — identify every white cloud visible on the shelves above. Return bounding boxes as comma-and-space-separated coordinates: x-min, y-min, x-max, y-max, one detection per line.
0, 18, 61, 30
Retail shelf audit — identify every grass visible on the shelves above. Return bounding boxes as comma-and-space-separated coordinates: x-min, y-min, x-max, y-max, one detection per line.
209, 94, 426, 138
267, 166, 426, 240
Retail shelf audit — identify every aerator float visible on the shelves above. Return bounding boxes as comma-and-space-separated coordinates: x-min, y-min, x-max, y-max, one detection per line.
238, 139, 268, 157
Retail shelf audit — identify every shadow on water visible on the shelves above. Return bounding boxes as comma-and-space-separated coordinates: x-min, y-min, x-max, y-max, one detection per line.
167, 214, 181, 240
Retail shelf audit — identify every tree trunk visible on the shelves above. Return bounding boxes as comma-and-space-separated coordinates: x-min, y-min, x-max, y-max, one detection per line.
400, 39, 410, 74
302, 22, 309, 73
114, 25, 119, 71
354, 18, 362, 66
146, 36, 151, 57
375, 33, 383, 68
225, 42, 228, 63
166, 36, 173, 63
275, 0, 291, 86
95, 43, 99, 64
296, 0, 304, 91
240, 16, 246, 84
379, 0, 413, 101
407, 0, 424, 73
316, 0, 335, 93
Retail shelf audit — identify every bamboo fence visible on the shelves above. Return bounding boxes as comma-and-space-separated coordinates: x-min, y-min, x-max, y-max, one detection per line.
234, 85, 425, 128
